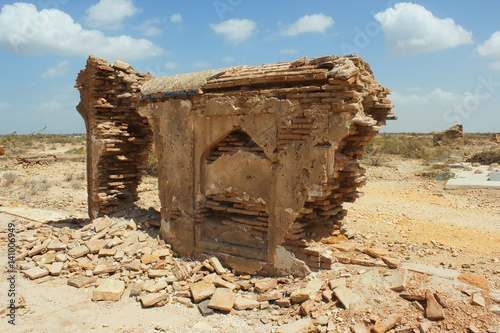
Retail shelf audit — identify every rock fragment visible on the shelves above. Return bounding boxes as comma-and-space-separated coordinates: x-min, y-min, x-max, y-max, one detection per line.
92, 279, 125, 301
371, 313, 402, 333
208, 288, 235, 312
425, 290, 445, 320
23, 267, 49, 280
140, 293, 169, 307
333, 285, 360, 310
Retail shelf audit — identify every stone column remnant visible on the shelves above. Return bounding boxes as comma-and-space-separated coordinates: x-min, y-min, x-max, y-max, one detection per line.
75, 56, 153, 219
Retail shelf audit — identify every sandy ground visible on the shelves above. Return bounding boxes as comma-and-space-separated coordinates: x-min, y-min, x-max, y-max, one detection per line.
0, 142, 499, 332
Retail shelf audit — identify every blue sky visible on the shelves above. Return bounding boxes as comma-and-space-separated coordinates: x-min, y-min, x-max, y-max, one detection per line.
0, 0, 499, 134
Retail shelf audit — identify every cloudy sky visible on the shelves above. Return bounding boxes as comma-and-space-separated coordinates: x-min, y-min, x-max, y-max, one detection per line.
0, 0, 499, 134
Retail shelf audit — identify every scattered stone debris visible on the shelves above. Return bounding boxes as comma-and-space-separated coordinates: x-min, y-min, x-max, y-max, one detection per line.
16, 154, 57, 167
4, 211, 499, 332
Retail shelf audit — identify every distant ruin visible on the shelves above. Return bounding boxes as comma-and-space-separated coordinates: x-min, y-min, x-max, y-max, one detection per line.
76, 54, 395, 275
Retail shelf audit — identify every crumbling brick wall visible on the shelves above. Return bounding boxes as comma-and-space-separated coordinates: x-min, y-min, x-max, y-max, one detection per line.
77, 54, 394, 276
75, 56, 153, 219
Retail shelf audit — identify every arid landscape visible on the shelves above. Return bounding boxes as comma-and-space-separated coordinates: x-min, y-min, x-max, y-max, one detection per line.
0, 133, 499, 333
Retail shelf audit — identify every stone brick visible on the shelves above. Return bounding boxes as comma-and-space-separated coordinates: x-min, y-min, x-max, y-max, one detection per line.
208, 288, 235, 312
254, 278, 277, 293
47, 240, 66, 251
290, 278, 323, 303
98, 248, 116, 257
334, 285, 360, 310
208, 257, 226, 275
68, 245, 89, 258
140, 293, 169, 307
93, 218, 112, 232
213, 277, 237, 290
145, 280, 168, 293
362, 247, 390, 258
382, 256, 400, 269
49, 262, 64, 276
92, 279, 125, 301
390, 269, 407, 292
85, 240, 108, 254
23, 267, 49, 280
371, 313, 402, 333
198, 299, 214, 316
148, 269, 171, 278
67, 276, 96, 288
425, 290, 445, 320
190, 280, 216, 303
233, 297, 259, 310
257, 290, 283, 302
276, 318, 313, 333
457, 273, 489, 290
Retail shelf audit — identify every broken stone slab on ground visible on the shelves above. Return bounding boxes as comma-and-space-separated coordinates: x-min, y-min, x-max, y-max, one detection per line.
276, 318, 313, 333
333, 285, 360, 310
207, 288, 235, 312
140, 293, 169, 308
92, 279, 125, 301
190, 280, 216, 303
23, 267, 49, 280
371, 313, 402, 333
68, 276, 97, 288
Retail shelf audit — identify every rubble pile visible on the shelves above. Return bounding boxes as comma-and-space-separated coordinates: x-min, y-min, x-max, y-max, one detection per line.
6, 216, 499, 332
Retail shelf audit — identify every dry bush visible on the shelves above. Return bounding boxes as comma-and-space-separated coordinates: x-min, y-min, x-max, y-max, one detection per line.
466, 149, 500, 165
23, 177, 52, 195
2, 172, 17, 186
145, 148, 158, 177
65, 147, 86, 155
71, 180, 83, 189
64, 172, 74, 182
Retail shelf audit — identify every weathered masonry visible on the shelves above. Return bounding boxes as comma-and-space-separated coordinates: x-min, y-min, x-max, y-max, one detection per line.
76, 54, 395, 275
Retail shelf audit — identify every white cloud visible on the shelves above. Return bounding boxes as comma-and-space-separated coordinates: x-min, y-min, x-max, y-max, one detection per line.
281, 14, 334, 36
84, 0, 138, 30
37, 100, 63, 114
280, 48, 298, 54
170, 13, 182, 23
210, 19, 257, 44
0, 3, 163, 61
194, 61, 211, 68
221, 56, 235, 62
40, 60, 70, 78
390, 88, 490, 132
136, 18, 162, 36
374, 2, 473, 56
477, 31, 500, 70
164, 62, 180, 69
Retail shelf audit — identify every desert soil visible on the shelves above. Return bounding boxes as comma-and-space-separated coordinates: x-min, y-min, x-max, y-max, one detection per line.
0, 142, 499, 332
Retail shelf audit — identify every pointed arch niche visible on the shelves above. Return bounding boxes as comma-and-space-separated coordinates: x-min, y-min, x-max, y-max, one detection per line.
195, 128, 273, 261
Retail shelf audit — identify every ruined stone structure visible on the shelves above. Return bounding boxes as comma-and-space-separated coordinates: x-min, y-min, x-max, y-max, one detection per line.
75, 57, 153, 219
76, 54, 395, 275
